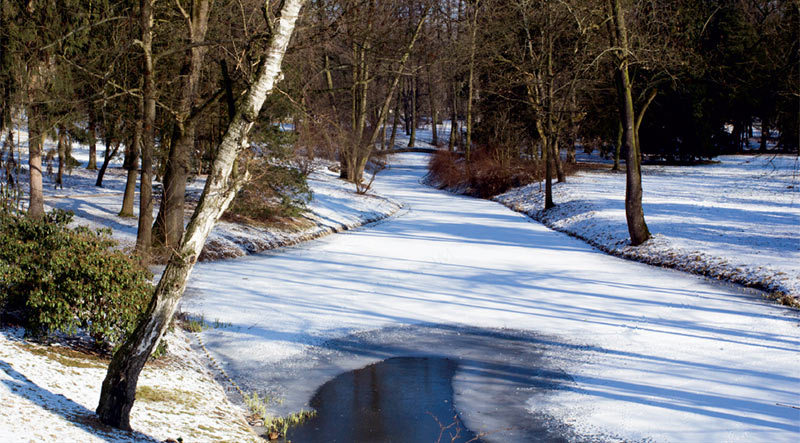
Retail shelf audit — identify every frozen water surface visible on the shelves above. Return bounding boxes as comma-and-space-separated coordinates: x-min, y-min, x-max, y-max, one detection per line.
183, 153, 799, 442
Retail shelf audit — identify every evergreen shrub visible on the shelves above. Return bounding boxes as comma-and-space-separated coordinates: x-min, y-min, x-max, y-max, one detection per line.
0, 209, 152, 348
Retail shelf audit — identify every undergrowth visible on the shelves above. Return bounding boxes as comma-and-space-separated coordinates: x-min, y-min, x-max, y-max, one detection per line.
428, 149, 575, 198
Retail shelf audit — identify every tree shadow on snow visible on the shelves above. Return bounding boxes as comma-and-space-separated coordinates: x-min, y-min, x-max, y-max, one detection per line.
0, 359, 159, 442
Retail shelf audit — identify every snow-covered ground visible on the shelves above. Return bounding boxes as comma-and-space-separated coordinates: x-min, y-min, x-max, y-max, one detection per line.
496, 154, 800, 301
0, 121, 401, 441
183, 152, 800, 442
2, 119, 798, 441
1, 120, 401, 255
0, 327, 260, 442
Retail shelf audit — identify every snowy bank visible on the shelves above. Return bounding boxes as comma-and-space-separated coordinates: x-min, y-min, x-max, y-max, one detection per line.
0, 327, 259, 442
495, 155, 800, 304
199, 166, 402, 261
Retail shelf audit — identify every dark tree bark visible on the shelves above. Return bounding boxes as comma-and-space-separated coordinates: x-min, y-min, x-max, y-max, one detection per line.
613, 119, 622, 171
87, 109, 98, 170
464, 0, 479, 163
428, 68, 438, 146
388, 96, 400, 149
609, 0, 650, 246
407, 73, 417, 148
120, 103, 142, 218
153, 0, 211, 254
135, 0, 156, 263
55, 125, 66, 189
95, 0, 307, 430
449, 83, 458, 151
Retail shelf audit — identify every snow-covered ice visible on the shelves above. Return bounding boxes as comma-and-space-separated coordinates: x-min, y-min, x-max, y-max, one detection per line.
183, 153, 800, 442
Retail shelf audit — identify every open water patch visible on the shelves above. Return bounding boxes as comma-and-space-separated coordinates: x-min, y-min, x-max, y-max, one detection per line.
286, 356, 480, 442
237, 325, 579, 442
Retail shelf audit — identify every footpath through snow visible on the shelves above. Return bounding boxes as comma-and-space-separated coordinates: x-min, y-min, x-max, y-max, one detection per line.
184, 152, 800, 442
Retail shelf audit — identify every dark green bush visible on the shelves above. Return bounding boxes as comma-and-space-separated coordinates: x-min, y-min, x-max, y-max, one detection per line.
0, 209, 153, 348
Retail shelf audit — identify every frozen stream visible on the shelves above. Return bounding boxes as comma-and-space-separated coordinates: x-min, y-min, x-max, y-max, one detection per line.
183, 153, 799, 442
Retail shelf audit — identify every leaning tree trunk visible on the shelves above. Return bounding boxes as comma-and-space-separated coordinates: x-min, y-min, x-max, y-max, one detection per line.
96, 0, 307, 430
610, 0, 650, 246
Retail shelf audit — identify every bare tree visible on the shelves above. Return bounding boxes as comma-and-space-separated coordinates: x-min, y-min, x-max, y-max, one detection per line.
606, 0, 649, 245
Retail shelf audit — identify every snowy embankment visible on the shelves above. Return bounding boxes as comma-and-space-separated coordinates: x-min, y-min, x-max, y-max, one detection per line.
2, 124, 401, 257
0, 327, 259, 442
495, 155, 800, 304
1, 124, 401, 441
38, 161, 401, 261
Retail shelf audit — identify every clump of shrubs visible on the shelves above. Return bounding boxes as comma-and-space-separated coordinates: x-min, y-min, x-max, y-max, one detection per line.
0, 209, 153, 349
428, 148, 546, 198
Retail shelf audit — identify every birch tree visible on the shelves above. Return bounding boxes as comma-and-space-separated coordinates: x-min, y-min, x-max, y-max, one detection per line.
96, 0, 307, 429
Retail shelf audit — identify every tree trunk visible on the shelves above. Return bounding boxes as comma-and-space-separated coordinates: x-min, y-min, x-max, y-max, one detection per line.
95, 0, 307, 430
613, 119, 622, 171
95, 140, 121, 187
26, 108, 44, 219
464, 0, 479, 162
634, 87, 657, 162
153, 0, 211, 253
120, 106, 142, 217
135, 0, 156, 263
760, 115, 769, 152
408, 73, 416, 148
87, 110, 98, 170
554, 141, 565, 183
543, 138, 554, 210
403, 83, 411, 135
428, 69, 438, 147
609, 0, 650, 246
55, 125, 66, 189
449, 83, 458, 151
388, 96, 400, 149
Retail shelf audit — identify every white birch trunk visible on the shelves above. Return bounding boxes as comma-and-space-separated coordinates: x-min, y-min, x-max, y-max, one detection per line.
96, 0, 307, 430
